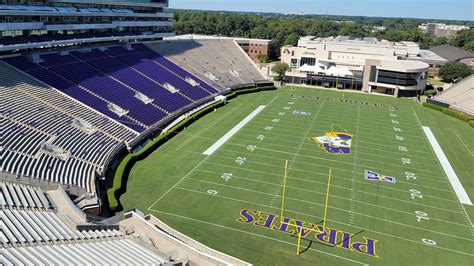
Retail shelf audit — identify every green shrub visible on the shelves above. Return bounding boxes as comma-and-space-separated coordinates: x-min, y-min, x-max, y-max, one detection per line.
273, 76, 281, 81
422, 102, 473, 125
423, 89, 436, 96
469, 120, 474, 128
422, 102, 445, 112
442, 108, 471, 122
107, 154, 133, 211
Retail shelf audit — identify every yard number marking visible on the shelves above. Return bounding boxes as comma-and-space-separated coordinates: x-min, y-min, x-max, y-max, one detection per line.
221, 173, 233, 182
235, 157, 247, 165
265, 126, 273, 131
409, 189, 423, 199
393, 127, 402, 132
247, 145, 257, 152
278, 112, 286, 116
405, 172, 417, 180
272, 119, 280, 123
399, 146, 408, 152
415, 211, 430, 222
207, 190, 218, 195
257, 135, 265, 141
401, 158, 411, 165
422, 239, 437, 246
396, 135, 404, 141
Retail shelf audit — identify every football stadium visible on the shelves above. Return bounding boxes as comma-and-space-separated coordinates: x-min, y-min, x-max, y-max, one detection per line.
1, 0, 473, 265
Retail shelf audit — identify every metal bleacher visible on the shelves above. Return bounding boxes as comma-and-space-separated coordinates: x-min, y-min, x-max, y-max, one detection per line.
437, 75, 474, 116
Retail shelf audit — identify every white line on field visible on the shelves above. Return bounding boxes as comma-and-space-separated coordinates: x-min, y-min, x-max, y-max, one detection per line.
176, 103, 242, 151
194, 168, 464, 215
165, 187, 474, 256
454, 131, 474, 157
147, 155, 210, 210
203, 105, 266, 155
202, 150, 452, 192
422, 126, 472, 206
202, 161, 457, 203
185, 176, 470, 228
149, 209, 368, 265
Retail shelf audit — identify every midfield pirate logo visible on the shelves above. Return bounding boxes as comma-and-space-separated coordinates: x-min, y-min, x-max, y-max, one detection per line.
310, 127, 353, 155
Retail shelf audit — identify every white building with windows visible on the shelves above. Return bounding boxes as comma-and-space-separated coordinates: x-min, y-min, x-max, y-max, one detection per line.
281, 36, 429, 97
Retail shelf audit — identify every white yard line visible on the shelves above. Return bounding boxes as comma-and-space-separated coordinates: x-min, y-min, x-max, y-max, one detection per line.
166, 187, 474, 254
202, 105, 266, 155
202, 161, 458, 204
149, 209, 368, 265
205, 149, 452, 191
176, 104, 242, 151
147, 155, 210, 210
185, 176, 470, 228
270, 101, 325, 207
194, 168, 463, 215
454, 131, 474, 157
422, 126, 472, 206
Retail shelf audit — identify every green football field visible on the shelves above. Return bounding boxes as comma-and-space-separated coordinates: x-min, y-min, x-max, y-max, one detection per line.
119, 87, 474, 265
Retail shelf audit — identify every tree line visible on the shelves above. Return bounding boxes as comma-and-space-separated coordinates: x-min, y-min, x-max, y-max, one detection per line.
172, 10, 474, 59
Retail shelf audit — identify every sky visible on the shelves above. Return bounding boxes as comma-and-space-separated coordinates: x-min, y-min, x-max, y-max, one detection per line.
170, 0, 474, 21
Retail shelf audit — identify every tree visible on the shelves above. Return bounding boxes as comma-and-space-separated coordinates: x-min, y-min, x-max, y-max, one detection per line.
463, 40, 474, 53
272, 62, 290, 79
284, 32, 300, 46
439, 62, 472, 82
450, 29, 474, 50
257, 53, 269, 64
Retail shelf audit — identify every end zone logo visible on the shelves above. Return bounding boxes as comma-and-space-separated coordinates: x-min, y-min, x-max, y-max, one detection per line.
236, 208, 379, 258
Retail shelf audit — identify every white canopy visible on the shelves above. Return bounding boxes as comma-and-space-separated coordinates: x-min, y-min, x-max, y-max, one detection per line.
297, 64, 325, 73
338, 67, 354, 77
324, 66, 353, 77
325, 66, 340, 76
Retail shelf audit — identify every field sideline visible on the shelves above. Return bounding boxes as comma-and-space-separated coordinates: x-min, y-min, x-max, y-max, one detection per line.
119, 87, 473, 265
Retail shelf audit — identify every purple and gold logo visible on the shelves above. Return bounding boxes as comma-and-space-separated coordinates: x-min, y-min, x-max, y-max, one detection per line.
236, 208, 379, 258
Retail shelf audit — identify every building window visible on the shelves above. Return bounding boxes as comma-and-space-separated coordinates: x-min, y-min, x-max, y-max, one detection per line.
300, 57, 316, 66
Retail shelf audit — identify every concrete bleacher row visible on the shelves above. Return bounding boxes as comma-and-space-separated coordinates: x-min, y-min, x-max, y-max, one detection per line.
146, 39, 267, 90
0, 180, 168, 264
1, 238, 167, 265
1, 208, 123, 245
0, 181, 50, 210
437, 75, 474, 116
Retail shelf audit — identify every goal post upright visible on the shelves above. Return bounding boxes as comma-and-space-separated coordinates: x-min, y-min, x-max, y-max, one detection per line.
280, 160, 289, 222
323, 167, 333, 229
296, 167, 333, 255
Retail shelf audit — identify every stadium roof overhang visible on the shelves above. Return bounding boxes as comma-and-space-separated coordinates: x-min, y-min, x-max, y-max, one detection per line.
0, 32, 175, 52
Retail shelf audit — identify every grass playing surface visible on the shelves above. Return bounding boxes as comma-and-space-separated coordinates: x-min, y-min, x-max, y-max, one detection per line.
119, 87, 474, 265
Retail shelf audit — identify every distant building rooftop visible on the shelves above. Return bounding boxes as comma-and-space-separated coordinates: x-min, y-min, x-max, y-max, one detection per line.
409, 49, 448, 63
429, 45, 474, 62
166, 34, 271, 44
